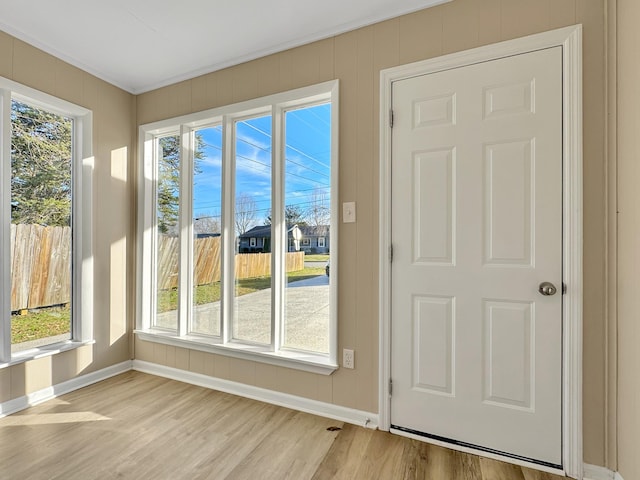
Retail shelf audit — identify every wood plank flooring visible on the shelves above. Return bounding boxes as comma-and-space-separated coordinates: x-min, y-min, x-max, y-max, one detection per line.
0, 371, 566, 479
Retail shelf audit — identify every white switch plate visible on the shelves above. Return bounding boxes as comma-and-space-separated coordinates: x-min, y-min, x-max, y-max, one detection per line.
343, 202, 356, 223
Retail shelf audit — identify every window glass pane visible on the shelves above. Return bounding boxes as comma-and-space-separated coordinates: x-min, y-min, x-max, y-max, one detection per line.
283, 103, 331, 353
10, 100, 73, 352
191, 126, 222, 336
233, 115, 272, 344
154, 134, 180, 331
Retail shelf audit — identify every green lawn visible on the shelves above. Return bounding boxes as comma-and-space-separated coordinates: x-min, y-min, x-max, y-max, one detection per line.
304, 254, 329, 262
11, 306, 71, 344
158, 267, 325, 313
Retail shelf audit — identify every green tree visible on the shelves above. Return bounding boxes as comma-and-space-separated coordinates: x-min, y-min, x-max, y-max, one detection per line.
157, 136, 179, 234
157, 134, 205, 234
11, 101, 72, 226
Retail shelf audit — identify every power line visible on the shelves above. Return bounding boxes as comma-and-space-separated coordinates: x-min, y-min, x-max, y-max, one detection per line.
236, 132, 329, 179
194, 196, 331, 219
193, 184, 330, 209
240, 118, 331, 171
231, 145, 328, 188
190, 118, 331, 183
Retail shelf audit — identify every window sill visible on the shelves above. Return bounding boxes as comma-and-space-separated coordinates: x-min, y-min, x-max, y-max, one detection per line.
135, 330, 338, 375
0, 339, 96, 369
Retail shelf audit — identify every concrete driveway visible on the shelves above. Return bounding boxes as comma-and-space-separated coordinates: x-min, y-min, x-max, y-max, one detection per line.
156, 275, 330, 353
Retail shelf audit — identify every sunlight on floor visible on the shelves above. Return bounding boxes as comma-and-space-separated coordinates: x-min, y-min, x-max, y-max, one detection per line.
0, 412, 111, 426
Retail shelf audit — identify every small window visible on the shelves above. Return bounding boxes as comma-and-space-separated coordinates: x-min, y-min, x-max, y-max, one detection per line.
1, 79, 93, 363
250, 237, 257, 247
10, 100, 73, 352
318, 237, 326, 248
301, 238, 311, 247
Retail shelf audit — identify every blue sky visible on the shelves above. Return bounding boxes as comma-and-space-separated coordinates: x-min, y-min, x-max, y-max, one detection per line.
192, 103, 331, 230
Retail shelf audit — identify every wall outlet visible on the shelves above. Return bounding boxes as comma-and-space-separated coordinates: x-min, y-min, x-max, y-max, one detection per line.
343, 348, 355, 369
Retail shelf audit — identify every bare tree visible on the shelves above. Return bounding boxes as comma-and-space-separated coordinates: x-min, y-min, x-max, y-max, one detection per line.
235, 192, 257, 234
194, 212, 221, 235
306, 188, 330, 226
264, 205, 308, 227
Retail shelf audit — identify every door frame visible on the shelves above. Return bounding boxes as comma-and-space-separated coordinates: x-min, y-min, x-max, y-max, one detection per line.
378, 25, 582, 478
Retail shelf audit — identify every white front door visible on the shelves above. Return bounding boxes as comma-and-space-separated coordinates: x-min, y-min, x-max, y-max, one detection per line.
390, 47, 563, 466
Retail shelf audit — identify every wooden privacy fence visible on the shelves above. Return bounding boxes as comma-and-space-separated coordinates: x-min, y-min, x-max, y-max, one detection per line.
158, 235, 305, 290
10, 223, 72, 312
9, 228, 305, 311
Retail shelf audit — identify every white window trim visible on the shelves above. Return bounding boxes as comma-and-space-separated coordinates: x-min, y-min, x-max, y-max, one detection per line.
318, 237, 326, 248
0, 77, 94, 366
137, 80, 339, 374
249, 237, 257, 247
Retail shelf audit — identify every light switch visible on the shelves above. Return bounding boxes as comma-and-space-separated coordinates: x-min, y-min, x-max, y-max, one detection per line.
343, 202, 356, 223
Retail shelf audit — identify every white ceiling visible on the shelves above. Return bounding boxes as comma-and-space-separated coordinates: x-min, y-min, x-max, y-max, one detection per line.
0, 0, 448, 94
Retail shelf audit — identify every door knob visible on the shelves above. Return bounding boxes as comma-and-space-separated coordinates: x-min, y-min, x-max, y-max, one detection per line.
538, 282, 557, 296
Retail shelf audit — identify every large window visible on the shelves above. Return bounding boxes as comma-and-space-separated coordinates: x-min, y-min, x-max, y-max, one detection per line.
138, 81, 338, 373
0, 79, 93, 365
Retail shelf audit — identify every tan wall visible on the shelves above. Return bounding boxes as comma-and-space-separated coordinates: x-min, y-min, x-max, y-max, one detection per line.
0, 34, 134, 400
614, 0, 640, 478
135, 0, 608, 466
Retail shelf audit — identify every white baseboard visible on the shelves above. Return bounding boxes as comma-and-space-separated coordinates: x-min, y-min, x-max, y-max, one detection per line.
1, 358, 377, 432
0, 360, 132, 418
132, 359, 379, 429
583, 463, 624, 480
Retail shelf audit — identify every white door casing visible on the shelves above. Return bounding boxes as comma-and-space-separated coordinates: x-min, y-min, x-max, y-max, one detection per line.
379, 26, 582, 478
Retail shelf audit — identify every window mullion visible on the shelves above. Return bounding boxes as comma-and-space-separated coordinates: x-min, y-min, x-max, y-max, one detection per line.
0, 90, 11, 362
329, 82, 339, 366
74, 114, 93, 343
178, 125, 194, 337
150, 137, 161, 329
221, 117, 234, 344
139, 133, 156, 332
272, 106, 285, 352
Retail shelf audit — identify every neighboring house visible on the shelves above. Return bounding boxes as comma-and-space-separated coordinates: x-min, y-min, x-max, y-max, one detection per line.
237, 225, 271, 253
296, 225, 330, 253
238, 224, 330, 253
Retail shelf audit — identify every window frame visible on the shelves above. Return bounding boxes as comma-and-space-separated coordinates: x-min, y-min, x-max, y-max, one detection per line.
0, 77, 94, 366
137, 80, 338, 374
318, 237, 326, 248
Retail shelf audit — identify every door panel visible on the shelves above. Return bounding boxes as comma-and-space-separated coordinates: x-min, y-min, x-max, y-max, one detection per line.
413, 148, 455, 264
390, 47, 562, 466
484, 140, 533, 265
483, 299, 533, 410
413, 295, 455, 395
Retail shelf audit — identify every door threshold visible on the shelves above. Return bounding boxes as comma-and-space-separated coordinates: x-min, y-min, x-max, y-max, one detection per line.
390, 425, 564, 477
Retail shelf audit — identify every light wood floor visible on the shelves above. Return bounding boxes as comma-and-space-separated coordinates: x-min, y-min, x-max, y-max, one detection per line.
0, 371, 566, 479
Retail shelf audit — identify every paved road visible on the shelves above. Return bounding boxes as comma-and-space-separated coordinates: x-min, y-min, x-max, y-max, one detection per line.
304, 261, 328, 269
